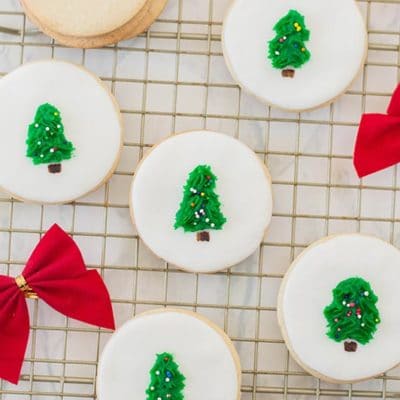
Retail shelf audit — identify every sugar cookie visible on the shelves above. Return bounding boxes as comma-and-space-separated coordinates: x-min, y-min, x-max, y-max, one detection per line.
222, 0, 367, 111
97, 309, 241, 400
0, 60, 122, 203
278, 234, 400, 383
20, 0, 168, 48
130, 130, 273, 273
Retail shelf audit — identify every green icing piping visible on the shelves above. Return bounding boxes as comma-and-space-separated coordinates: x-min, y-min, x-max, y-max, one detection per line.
268, 9, 311, 70
324, 277, 380, 345
26, 103, 74, 166
174, 165, 227, 233
146, 352, 185, 400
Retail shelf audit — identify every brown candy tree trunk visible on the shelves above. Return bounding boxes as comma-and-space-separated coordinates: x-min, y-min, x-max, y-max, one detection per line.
48, 163, 62, 173
196, 231, 210, 242
282, 69, 295, 78
344, 341, 357, 352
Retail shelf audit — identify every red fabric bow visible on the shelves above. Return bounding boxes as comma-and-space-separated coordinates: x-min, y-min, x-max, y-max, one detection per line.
0, 224, 115, 384
354, 84, 400, 177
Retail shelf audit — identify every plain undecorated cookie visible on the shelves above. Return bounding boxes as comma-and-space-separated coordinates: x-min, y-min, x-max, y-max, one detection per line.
278, 234, 400, 383
130, 130, 273, 273
97, 309, 241, 400
222, 0, 367, 111
0, 60, 122, 204
20, 0, 168, 48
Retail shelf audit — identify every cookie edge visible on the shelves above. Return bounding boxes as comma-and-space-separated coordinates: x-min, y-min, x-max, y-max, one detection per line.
129, 130, 273, 273
96, 307, 242, 400
221, 0, 368, 112
20, 0, 168, 48
0, 59, 123, 204
277, 233, 400, 383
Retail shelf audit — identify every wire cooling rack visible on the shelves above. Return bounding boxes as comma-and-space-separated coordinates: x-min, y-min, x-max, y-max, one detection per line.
0, 0, 400, 399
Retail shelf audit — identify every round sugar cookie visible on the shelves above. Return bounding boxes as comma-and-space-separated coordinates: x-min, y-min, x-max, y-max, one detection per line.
0, 60, 122, 204
222, 0, 367, 111
278, 234, 400, 383
97, 308, 241, 400
130, 130, 273, 273
20, 0, 168, 48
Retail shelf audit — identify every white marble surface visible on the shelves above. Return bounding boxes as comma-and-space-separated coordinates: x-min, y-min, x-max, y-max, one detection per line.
0, 0, 399, 399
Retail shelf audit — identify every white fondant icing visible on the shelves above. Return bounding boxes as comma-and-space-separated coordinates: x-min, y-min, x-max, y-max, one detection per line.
279, 234, 400, 382
0, 61, 122, 204
222, 0, 367, 111
97, 309, 240, 400
23, 0, 147, 37
130, 130, 273, 273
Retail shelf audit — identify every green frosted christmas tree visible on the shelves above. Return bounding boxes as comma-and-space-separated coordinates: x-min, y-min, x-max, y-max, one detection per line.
174, 165, 226, 242
26, 103, 74, 173
268, 9, 311, 78
324, 277, 380, 352
146, 352, 185, 400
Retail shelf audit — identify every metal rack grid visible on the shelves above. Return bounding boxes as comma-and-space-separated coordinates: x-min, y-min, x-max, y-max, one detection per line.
0, 0, 400, 399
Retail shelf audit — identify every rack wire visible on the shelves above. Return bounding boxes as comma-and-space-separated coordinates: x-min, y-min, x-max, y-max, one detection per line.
0, 0, 400, 399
